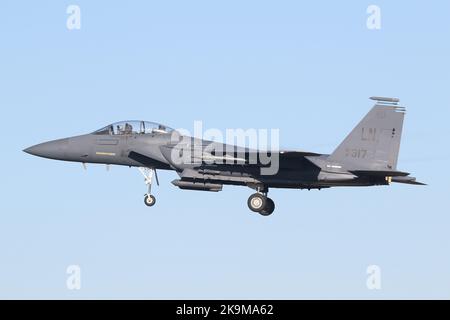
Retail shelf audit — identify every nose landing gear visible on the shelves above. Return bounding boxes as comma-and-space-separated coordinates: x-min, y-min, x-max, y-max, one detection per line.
138, 167, 158, 207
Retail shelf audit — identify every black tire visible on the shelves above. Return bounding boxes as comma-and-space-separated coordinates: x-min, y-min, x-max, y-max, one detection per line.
259, 198, 275, 216
247, 193, 267, 212
144, 194, 156, 207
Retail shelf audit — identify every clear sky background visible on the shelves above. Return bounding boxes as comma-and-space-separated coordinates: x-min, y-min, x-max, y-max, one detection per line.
1, 1, 449, 299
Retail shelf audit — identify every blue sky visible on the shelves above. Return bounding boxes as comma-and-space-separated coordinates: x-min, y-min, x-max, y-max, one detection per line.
0, 1, 449, 299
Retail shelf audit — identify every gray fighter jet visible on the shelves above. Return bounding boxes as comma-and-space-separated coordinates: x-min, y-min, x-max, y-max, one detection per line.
24, 97, 425, 216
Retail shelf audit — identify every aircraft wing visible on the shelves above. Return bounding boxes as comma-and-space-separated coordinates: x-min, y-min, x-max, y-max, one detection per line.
160, 144, 322, 168
206, 149, 321, 162
199, 150, 323, 168
278, 150, 322, 157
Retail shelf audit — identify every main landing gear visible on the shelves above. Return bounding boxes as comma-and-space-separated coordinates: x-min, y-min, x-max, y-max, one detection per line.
139, 167, 159, 207
247, 192, 275, 216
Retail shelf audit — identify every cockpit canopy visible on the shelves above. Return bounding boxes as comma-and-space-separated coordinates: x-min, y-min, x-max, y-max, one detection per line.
94, 121, 174, 136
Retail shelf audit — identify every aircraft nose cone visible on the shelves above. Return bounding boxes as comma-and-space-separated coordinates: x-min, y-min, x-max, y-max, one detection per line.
23, 146, 35, 155
23, 139, 69, 160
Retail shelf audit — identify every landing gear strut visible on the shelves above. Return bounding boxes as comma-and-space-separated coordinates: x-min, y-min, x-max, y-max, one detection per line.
139, 167, 158, 207
247, 192, 275, 216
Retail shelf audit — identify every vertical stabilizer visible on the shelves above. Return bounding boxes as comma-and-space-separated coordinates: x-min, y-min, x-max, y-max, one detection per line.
328, 97, 405, 170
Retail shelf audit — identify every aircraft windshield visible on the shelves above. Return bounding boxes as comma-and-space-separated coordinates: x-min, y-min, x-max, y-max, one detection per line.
94, 121, 174, 135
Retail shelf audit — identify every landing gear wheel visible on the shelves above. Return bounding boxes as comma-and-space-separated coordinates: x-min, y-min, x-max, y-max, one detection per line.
144, 194, 156, 207
259, 198, 275, 216
247, 193, 267, 212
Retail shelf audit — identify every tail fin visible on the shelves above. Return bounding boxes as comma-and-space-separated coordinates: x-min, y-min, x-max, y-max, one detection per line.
328, 97, 405, 170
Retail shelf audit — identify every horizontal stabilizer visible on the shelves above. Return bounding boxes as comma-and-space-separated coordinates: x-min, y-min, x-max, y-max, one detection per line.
391, 176, 427, 185
350, 170, 410, 177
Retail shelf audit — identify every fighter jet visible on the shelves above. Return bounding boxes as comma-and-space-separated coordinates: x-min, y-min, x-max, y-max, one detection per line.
24, 97, 425, 216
